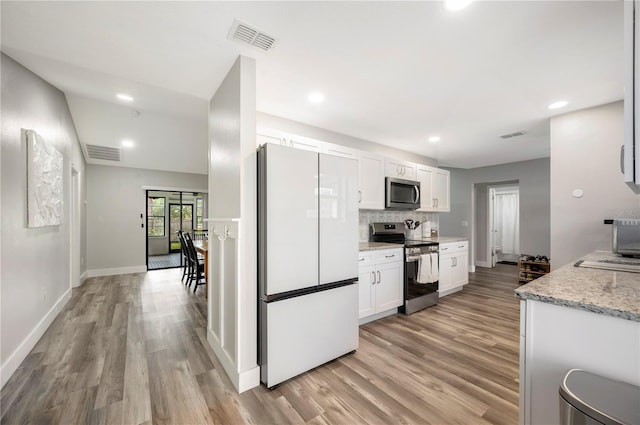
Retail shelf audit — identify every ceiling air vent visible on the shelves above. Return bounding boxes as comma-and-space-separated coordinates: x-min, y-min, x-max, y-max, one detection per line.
228, 19, 277, 52
84, 144, 121, 161
500, 131, 526, 139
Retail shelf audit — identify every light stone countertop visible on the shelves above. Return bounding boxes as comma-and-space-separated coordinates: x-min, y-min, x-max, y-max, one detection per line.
515, 251, 640, 322
359, 242, 403, 251
414, 236, 468, 244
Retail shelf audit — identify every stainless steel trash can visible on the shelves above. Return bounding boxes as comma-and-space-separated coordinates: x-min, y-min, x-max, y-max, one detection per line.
559, 369, 640, 425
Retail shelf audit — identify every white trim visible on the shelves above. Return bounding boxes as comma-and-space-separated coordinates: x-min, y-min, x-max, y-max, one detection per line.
475, 261, 492, 268
80, 271, 88, 284
238, 366, 261, 393
142, 185, 208, 193
439, 286, 464, 297
1, 288, 72, 389
358, 308, 398, 325
207, 328, 260, 393
86, 265, 147, 278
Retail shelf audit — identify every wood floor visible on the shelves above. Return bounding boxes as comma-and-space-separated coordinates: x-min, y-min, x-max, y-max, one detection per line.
1, 264, 520, 425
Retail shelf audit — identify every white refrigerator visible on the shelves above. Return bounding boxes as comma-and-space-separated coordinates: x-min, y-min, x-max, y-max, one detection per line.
258, 143, 359, 388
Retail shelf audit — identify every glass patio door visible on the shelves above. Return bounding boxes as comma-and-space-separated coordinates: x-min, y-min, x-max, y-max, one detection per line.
169, 204, 193, 253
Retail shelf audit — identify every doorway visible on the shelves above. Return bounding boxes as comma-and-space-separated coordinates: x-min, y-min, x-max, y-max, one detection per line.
489, 185, 520, 265
146, 190, 207, 270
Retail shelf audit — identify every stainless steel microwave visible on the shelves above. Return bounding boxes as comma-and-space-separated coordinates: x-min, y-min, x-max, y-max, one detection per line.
385, 177, 420, 210
613, 219, 640, 257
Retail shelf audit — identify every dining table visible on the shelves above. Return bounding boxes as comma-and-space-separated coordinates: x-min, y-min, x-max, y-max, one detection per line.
193, 240, 208, 299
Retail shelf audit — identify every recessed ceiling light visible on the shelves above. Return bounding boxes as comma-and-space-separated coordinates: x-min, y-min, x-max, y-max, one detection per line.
308, 92, 325, 103
548, 100, 568, 110
444, 0, 474, 12
117, 93, 134, 102
428, 136, 441, 143
121, 139, 135, 148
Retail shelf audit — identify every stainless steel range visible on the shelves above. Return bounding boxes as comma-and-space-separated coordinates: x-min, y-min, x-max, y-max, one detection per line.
370, 222, 439, 314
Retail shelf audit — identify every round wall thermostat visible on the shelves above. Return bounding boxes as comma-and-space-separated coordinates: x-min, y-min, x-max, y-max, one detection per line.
572, 189, 584, 198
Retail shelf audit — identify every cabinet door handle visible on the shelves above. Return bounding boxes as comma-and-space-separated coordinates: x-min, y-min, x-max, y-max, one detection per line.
385, 254, 395, 258
441, 247, 448, 251
377, 271, 381, 284
435, 198, 439, 208
358, 190, 362, 203
458, 245, 465, 249
371, 271, 375, 284
359, 257, 365, 262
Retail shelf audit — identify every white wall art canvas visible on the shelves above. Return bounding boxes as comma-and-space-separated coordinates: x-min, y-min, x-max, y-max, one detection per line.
26, 129, 63, 227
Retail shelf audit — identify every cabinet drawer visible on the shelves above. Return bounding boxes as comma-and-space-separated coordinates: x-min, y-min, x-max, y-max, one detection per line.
358, 252, 374, 266
373, 248, 403, 264
439, 241, 468, 254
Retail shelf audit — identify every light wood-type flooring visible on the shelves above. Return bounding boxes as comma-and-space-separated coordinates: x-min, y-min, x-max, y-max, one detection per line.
1, 264, 520, 425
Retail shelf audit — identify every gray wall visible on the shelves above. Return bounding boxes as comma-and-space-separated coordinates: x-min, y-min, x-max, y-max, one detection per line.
86, 165, 206, 273
440, 158, 550, 266
550, 101, 640, 267
1, 53, 86, 385
257, 112, 439, 167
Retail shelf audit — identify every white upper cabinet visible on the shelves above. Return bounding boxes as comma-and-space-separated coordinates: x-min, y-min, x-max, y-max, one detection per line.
433, 169, 450, 212
257, 127, 322, 152
416, 164, 435, 211
384, 158, 416, 180
358, 152, 385, 210
257, 127, 450, 211
416, 165, 449, 212
323, 142, 358, 159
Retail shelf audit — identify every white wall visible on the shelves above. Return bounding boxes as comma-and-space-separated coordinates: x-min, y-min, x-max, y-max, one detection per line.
550, 101, 640, 267
208, 55, 260, 392
1, 53, 86, 387
86, 165, 206, 275
257, 112, 438, 167
439, 158, 550, 267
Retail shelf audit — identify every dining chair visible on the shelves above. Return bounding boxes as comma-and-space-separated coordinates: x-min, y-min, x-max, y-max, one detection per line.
176, 230, 189, 284
183, 232, 206, 293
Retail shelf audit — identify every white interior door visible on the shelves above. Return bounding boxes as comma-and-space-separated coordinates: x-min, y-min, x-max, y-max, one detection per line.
319, 154, 359, 285
265, 145, 318, 294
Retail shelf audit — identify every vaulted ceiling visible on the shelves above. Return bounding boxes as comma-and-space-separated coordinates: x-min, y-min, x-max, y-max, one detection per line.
1, 1, 624, 174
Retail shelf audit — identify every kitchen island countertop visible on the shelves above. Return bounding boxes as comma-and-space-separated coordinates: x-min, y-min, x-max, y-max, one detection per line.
515, 250, 640, 322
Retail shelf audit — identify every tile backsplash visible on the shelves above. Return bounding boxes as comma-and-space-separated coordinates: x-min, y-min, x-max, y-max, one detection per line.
359, 210, 439, 242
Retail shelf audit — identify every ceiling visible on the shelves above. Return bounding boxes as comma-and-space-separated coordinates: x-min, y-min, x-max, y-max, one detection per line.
0, 1, 624, 173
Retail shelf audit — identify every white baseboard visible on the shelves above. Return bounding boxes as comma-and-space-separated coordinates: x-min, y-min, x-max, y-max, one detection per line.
358, 308, 397, 325
0, 287, 72, 389
439, 286, 464, 298
86, 265, 147, 278
207, 328, 260, 393
79, 271, 88, 285
475, 261, 492, 268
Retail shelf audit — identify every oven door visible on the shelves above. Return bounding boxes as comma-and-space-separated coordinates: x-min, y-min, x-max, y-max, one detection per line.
404, 253, 438, 314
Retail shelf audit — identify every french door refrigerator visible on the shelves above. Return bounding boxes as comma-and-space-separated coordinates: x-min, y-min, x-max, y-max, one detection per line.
258, 143, 359, 388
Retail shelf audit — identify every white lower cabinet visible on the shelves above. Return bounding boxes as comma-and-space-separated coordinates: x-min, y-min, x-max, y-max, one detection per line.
358, 248, 403, 322
439, 241, 469, 297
